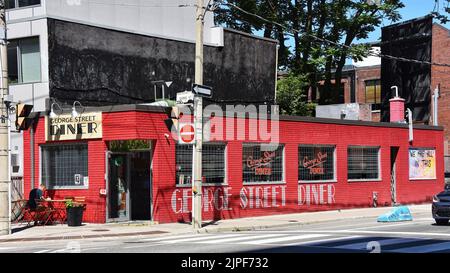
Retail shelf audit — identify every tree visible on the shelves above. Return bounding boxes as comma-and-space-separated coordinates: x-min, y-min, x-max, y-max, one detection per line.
432, 0, 450, 23
215, 0, 404, 106
276, 74, 315, 116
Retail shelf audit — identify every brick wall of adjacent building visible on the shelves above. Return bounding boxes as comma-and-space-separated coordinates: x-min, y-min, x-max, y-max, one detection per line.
432, 24, 450, 157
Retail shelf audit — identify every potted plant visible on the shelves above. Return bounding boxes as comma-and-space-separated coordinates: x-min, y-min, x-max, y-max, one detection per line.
65, 200, 85, 227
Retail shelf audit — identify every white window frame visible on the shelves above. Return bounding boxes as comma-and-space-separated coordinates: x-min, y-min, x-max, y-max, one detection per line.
242, 143, 286, 185
347, 145, 382, 182
298, 144, 337, 184
40, 143, 89, 190
6, 0, 41, 10
175, 142, 228, 188
8, 36, 42, 85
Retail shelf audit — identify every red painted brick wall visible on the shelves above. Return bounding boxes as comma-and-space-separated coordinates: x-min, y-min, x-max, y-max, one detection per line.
23, 110, 444, 224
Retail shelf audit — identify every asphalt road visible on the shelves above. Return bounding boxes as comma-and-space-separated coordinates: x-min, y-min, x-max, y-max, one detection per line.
2, 211, 450, 253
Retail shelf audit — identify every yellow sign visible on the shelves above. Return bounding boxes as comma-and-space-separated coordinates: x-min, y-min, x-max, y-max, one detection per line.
45, 112, 103, 141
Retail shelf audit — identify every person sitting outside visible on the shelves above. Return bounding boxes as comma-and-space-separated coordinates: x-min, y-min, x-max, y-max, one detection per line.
27, 184, 51, 210
26, 184, 51, 225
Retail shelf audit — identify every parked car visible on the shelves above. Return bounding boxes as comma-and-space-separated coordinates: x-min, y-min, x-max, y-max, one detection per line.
432, 184, 450, 225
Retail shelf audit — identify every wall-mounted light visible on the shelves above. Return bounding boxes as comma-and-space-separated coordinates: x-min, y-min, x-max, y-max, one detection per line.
72, 101, 83, 118
50, 103, 63, 118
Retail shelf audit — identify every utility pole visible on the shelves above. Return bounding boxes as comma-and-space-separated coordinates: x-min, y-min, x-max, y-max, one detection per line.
0, 0, 11, 236
192, 0, 204, 230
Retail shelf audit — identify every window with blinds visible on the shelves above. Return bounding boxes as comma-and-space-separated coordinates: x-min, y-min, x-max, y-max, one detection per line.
347, 146, 380, 180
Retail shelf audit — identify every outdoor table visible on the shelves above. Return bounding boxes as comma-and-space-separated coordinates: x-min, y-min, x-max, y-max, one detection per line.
38, 200, 68, 225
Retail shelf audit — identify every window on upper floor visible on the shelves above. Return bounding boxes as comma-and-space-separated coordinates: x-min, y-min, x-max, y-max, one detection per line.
6, 0, 41, 9
365, 79, 381, 111
7, 37, 41, 84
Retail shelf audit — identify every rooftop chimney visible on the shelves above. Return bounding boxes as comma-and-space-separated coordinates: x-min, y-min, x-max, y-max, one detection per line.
390, 86, 405, 123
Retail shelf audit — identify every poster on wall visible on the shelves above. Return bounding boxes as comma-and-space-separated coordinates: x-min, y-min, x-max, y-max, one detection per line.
409, 148, 436, 180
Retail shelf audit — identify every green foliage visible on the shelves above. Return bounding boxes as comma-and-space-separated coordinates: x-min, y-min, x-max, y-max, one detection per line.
109, 140, 151, 152
276, 74, 316, 116
65, 199, 84, 208
216, 0, 405, 100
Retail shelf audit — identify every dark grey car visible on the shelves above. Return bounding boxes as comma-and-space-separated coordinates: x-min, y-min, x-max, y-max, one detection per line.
432, 184, 450, 225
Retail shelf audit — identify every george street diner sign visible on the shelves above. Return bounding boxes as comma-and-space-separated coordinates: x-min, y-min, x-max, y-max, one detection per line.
45, 112, 103, 141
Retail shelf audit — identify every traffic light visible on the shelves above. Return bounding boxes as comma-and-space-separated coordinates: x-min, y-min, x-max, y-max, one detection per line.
15, 103, 34, 131
164, 106, 182, 133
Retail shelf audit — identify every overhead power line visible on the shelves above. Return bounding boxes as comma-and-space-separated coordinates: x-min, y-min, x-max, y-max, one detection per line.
218, 0, 450, 68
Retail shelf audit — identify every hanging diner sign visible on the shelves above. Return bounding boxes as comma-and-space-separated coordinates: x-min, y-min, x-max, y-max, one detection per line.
45, 112, 103, 141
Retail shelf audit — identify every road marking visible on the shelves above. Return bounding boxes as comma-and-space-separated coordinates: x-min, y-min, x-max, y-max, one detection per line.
395, 241, 450, 253
291, 236, 363, 246
284, 230, 450, 238
34, 249, 51, 253
333, 238, 415, 250
123, 242, 172, 249
140, 234, 199, 242
200, 234, 288, 244
239, 234, 330, 245
160, 234, 243, 244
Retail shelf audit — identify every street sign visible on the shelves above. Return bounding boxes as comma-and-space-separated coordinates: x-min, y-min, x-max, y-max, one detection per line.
179, 123, 195, 144
176, 91, 195, 104
192, 84, 213, 97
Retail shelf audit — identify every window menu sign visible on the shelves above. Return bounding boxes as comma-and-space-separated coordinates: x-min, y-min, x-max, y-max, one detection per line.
45, 112, 103, 141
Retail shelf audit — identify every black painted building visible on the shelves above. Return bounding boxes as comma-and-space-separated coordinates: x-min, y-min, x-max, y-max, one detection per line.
47, 18, 278, 107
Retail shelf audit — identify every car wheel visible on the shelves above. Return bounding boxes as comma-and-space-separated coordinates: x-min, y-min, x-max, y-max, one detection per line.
436, 219, 449, 225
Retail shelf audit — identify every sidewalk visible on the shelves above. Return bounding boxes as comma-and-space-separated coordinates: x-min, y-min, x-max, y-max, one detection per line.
0, 204, 431, 243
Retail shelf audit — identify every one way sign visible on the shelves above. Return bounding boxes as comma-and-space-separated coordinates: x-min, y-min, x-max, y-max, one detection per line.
192, 84, 213, 98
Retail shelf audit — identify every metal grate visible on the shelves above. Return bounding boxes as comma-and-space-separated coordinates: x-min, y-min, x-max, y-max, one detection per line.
243, 144, 284, 183
348, 146, 380, 180
41, 143, 88, 189
176, 143, 226, 185
299, 145, 335, 182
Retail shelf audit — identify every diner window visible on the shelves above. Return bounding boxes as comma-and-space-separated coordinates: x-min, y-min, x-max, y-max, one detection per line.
243, 143, 284, 184
6, 0, 41, 9
299, 145, 335, 182
7, 37, 41, 84
348, 146, 380, 181
176, 143, 226, 185
41, 143, 88, 189
365, 79, 381, 110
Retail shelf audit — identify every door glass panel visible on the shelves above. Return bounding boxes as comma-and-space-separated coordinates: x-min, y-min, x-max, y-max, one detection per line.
109, 154, 128, 220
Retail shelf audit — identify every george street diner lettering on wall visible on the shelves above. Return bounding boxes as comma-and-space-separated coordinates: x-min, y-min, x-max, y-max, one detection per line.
45, 112, 103, 141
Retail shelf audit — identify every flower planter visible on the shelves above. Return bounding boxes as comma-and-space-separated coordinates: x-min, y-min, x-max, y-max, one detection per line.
66, 206, 84, 227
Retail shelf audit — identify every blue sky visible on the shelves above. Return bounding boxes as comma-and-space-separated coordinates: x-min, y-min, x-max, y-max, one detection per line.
359, 0, 450, 43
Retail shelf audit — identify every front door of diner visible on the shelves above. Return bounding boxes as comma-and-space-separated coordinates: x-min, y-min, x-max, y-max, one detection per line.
107, 152, 130, 221
106, 149, 153, 222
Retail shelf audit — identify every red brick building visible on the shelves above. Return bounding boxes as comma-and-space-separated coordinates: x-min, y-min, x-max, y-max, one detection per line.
23, 105, 444, 223
431, 24, 450, 174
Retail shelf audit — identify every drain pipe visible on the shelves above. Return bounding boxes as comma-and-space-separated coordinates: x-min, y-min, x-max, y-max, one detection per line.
433, 85, 440, 126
